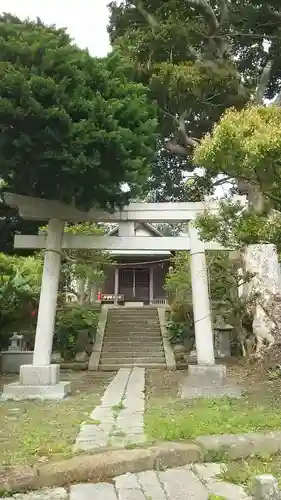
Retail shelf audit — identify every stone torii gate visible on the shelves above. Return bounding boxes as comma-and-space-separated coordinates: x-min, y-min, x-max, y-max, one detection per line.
2, 193, 241, 400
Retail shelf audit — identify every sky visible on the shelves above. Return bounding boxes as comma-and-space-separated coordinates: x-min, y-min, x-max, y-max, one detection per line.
0, 0, 112, 57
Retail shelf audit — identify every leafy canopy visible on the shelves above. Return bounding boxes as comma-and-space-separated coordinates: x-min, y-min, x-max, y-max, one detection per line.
196, 199, 281, 258
0, 252, 43, 347
194, 105, 281, 209
108, 0, 281, 202
108, 0, 281, 158
0, 14, 158, 210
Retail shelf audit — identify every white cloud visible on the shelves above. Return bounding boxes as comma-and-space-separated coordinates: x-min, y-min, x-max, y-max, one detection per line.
0, 0, 111, 57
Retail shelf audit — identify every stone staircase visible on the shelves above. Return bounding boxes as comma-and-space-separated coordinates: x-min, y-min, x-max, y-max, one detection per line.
99, 307, 167, 370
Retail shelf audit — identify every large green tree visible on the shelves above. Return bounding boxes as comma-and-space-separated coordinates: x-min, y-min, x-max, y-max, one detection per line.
108, 0, 281, 199
0, 14, 158, 212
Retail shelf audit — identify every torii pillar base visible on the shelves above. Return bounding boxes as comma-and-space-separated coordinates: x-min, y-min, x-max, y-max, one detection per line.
180, 365, 242, 399
1, 365, 71, 401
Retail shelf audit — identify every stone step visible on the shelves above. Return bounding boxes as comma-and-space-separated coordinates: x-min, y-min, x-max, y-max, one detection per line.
99, 362, 166, 370
102, 345, 164, 352
101, 351, 164, 358
104, 332, 162, 337
108, 307, 158, 316
105, 328, 161, 333
106, 323, 160, 328
106, 315, 159, 318
107, 315, 159, 320
105, 329, 161, 334
103, 334, 162, 343
100, 356, 165, 364
106, 319, 159, 324
105, 335, 162, 340
102, 344, 164, 350
102, 341, 164, 347
105, 332, 161, 337
106, 324, 160, 328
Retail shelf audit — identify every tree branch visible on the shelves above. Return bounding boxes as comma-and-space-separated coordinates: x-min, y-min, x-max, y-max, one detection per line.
178, 111, 199, 148
161, 108, 198, 155
133, 0, 159, 32
164, 139, 190, 157
219, 0, 229, 26
269, 9, 281, 21
256, 59, 273, 105
185, 0, 219, 35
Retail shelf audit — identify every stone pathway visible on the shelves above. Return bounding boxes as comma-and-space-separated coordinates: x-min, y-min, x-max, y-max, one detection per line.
74, 367, 146, 452
2, 463, 252, 499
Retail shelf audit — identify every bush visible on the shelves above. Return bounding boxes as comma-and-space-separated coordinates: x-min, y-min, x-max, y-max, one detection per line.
54, 305, 99, 360
167, 299, 195, 349
0, 253, 42, 349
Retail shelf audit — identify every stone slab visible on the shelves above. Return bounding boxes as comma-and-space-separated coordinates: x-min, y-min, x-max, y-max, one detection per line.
70, 483, 117, 500
74, 367, 147, 453
137, 470, 166, 500
13, 488, 68, 499
1, 381, 71, 400
192, 462, 224, 482
19, 364, 60, 386
207, 480, 251, 499
158, 468, 209, 499
253, 474, 281, 500
195, 431, 281, 460
114, 472, 146, 500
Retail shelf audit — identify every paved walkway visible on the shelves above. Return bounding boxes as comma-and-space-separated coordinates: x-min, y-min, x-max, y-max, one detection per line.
2, 463, 252, 499
74, 368, 146, 452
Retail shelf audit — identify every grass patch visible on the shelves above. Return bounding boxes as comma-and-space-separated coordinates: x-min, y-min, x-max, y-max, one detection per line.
0, 371, 112, 466
89, 419, 101, 425
220, 454, 281, 493
125, 442, 138, 450
145, 396, 281, 441
112, 401, 125, 412
111, 430, 126, 437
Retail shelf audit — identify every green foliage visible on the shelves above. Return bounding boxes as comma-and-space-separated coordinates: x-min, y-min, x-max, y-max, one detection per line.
167, 317, 194, 345
196, 200, 281, 257
165, 249, 255, 355
145, 394, 281, 441
0, 253, 42, 348
62, 223, 114, 287
41, 222, 115, 302
165, 252, 194, 346
165, 251, 191, 302
0, 14, 158, 210
54, 305, 99, 359
194, 106, 281, 209
108, 0, 281, 190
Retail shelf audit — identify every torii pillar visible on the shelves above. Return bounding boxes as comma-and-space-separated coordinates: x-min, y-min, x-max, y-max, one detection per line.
2, 218, 71, 400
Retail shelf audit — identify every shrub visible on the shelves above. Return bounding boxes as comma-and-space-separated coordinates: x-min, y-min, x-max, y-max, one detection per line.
167, 300, 195, 348
0, 253, 42, 349
54, 304, 99, 360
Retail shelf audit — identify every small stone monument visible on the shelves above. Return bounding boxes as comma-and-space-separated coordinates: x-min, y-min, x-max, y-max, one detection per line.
214, 316, 233, 358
